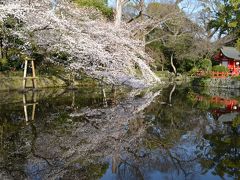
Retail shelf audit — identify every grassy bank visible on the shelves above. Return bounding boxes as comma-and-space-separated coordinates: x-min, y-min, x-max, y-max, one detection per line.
0, 70, 98, 91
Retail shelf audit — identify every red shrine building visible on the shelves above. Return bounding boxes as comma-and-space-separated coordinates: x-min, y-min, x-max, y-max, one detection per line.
214, 46, 240, 75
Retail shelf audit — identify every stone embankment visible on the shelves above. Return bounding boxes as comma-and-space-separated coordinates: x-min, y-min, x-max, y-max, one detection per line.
192, 77, 240, 89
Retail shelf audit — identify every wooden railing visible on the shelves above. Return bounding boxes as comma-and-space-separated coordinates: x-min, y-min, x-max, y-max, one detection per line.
211, 71, 232, 78
195, 71, 238, 78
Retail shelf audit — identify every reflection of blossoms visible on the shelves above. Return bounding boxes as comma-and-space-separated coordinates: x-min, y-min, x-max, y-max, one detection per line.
0, 0, 160, 88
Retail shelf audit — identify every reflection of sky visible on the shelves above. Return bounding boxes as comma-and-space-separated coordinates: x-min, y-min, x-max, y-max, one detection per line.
100, 129, 227, 180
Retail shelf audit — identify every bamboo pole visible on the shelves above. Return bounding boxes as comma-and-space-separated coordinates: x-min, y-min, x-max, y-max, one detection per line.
23, 60, 28, 89
23, 59, 37, 89
31, 60, 37, 89
31, 92, 37, 121
23, 94, 28, 122
23, 92, 38, 122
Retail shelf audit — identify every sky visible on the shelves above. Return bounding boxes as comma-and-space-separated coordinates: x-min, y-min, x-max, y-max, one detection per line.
107, 0, 202, 15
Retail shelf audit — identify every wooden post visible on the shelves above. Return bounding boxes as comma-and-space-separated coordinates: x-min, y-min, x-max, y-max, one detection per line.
23, 60, 28, 89
23, 94, 28, 122
102, 88, 108, 107
31, 92, 37, 121
23, 58, 37, 90
23, 92, 38, 123
31, 60, 37, 89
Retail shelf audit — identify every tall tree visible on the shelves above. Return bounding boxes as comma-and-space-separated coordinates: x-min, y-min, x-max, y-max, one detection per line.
207, 0, 240, 45
115, 0, 144, 27
143, 2, 197, 73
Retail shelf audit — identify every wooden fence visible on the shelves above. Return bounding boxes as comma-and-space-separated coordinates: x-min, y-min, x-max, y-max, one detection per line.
211, 71, 233, 78
196, 71, 238, 78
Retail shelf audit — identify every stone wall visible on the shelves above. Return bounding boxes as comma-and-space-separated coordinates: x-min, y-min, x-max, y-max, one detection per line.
192, 77, 240, 89
208, 78, 240, 89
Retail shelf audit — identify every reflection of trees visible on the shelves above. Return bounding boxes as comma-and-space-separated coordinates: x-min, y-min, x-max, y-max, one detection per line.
100, 87, 207, 179
145, 86, 206, 143
1, 86, 239, 179
200, 126, 240, 178
0, 87, 161, 179
0, 87, 121, 179
110, 86, 211, 179
184, 88, 240, 178
0, 121, 31, 179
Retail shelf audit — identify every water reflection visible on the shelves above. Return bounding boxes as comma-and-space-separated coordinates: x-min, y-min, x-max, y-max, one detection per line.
0, 86, 239, 179
23, 92, 38, 123
192, 90, 240, 128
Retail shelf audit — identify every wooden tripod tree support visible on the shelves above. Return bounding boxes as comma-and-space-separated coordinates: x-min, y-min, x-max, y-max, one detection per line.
23, 58, 37, 89
23, 92, 38, 122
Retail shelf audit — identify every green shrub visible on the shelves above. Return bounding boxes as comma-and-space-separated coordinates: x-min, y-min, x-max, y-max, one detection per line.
154, 70, 171, 77
198, 58, 212, 72
0, 57, 8, 65
3, 15, 23, 29
212, 65, 229, 72
50, 51, 71, 64
188, 67, 199, 75
236, 38, 240, 51
38, 62, 66, 76
178, 59, 196, 73
73, 0, 113, 19
232, 75, 240, 81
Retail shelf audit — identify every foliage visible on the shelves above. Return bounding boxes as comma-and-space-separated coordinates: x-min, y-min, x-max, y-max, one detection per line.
198, 58, 212, 72
212, 65, 229, 72
0, 15, 45, 72
38, 62, 66, 76
208, 0, 240, 35
178, 58, 196, 73
0, 16, 23, 71
232, 75, 240, 81
188, 67, 200, 76
50, 51, 71, 64
73, 0, 113, 19
202, 129, 240, 178
208, 0, 240, 44
154, 70, 171, 77
236, 38, 240, 50
146, 42, 166, 71
3, 14, 23, 29
233, 114, 240, 127
145, 2, 200, 73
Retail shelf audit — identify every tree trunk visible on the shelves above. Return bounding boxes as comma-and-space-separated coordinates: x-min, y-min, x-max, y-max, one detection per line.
171, 53, 177, 75
140, 0, 144, 21
115, 0, 122, 27
169, 84, 176, 106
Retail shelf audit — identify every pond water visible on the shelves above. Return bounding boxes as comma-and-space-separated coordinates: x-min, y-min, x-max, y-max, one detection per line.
0, 85, 239, 180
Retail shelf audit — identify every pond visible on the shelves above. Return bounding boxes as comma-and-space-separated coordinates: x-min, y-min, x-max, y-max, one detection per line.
0, 85, 239, 180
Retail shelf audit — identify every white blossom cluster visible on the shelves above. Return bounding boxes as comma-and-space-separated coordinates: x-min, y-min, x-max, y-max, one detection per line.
0, 0, 160, 88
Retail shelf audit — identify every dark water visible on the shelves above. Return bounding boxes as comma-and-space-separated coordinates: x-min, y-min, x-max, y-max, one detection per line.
0, 85, 239, 180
